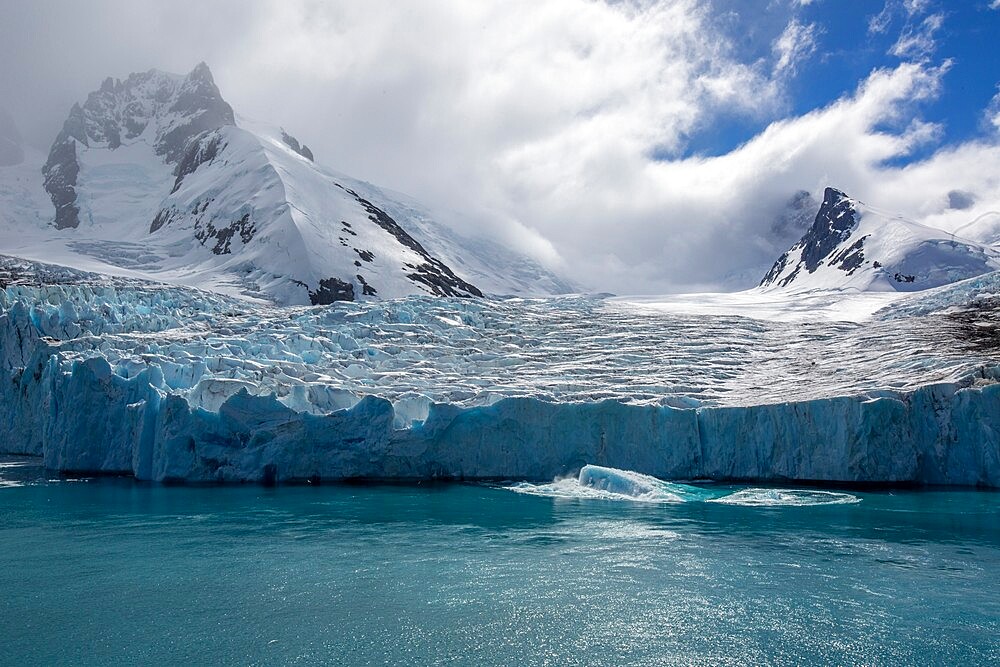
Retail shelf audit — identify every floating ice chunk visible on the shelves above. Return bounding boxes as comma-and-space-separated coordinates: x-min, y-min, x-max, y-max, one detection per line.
511, 465, 718, 503
579, 465, 669, 498
710, 488, 860, 507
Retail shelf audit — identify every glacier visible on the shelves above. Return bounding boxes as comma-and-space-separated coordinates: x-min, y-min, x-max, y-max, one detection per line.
2, 256, 1000, 486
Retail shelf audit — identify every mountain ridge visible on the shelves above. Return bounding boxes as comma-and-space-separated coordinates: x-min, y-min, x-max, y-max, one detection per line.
2, 63, 573, 304
760, 187, 1000, 293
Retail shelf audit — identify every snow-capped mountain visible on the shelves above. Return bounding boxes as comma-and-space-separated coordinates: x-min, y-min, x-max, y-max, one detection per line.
759, 187, 1000, 292
1, 63, 572, 304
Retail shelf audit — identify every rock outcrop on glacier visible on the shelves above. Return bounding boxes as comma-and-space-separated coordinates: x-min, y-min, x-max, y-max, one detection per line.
1, 257, 998, 486
760, 187, 1000, 292
0, 64, 572, 303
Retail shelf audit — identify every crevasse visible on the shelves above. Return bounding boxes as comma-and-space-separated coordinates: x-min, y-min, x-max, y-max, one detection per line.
1, 263, 999, 486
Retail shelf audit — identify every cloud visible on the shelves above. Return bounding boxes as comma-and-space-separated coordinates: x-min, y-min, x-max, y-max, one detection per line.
987, 87, 1000, 132
890, 12, 944, 59
1, 0, 999, 294
903, 0, 931, 16
947, 190, 976, 210
772, 19, 819, 76
868, 0, 943, 61
528, 60, 962, 291
868, 3, 895, 34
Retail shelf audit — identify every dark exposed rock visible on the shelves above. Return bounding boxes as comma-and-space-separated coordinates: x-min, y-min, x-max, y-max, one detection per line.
194, 213, 256, 255
334, 183, 483, 298
356, 274, 378, 296
355, 248, 375, 262
760, 187, 859, 288
798, 188, 858, 272
42, 102, 89, 229
42, 135, 81, 230
156, 63, 235, 164
149, 208, 174, 233
309, 277, 355, 304
280, 129, 314, 161
760, 251, 790, 287
172, 131, 226, 193
829, 234, 869, 274
43, 63, 235, 229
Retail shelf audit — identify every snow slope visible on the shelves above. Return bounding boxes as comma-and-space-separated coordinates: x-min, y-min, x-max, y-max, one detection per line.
2, 256, 999, 485
0, 64, 571, 304
955, 211, 1000, 247
760, 187, 1000, 293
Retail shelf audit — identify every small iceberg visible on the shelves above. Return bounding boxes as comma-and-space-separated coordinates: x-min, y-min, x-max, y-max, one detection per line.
509, 464, 860, 507
708, 488, 860, 507
510, 464, 719, 503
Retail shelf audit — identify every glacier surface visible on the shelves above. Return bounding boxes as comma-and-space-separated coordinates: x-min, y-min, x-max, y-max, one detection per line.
2, 256, 1000, 486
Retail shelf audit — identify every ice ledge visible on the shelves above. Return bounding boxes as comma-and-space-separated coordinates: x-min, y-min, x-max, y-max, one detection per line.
2, 350, 998, 486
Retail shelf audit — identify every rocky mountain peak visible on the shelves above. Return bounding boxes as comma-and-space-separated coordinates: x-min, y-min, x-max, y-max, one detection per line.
760, 186, 1000, 292
796, 187, 858, 274
760, 187, 863, 289
43, 63, 235, 229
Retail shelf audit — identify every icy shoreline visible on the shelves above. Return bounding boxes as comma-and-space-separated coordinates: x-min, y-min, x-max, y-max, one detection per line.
2, 258, 999, 486
3, 351, 999, 486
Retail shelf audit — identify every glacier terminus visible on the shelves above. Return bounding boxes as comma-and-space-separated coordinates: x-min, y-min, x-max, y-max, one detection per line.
1, 255, 999, 486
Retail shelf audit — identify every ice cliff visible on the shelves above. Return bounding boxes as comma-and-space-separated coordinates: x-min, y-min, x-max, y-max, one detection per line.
1, 257, 999, 486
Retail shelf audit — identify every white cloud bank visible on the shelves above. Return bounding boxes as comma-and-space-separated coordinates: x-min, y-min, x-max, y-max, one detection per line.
1, 0, 999, 293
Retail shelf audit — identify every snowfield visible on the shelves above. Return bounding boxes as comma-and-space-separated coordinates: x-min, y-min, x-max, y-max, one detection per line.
2, 256, 999, 486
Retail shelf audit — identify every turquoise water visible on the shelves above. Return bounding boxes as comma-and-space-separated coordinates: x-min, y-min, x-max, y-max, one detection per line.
1, 459, 998, 666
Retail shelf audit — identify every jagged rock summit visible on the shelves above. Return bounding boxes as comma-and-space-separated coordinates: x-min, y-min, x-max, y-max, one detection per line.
12, 63, 571, 304
760, 187, 1000, 292
43, 63, 234, 230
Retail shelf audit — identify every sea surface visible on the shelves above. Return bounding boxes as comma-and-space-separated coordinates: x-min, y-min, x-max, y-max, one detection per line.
1, 457, 998, 666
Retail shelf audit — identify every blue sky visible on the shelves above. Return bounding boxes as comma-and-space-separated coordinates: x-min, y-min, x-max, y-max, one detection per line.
685, 0, 1000, 160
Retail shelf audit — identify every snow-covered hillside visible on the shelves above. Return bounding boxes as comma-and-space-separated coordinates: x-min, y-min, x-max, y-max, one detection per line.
955, 211, 1000, 247
760, 187, 1000, 292
0, 64, 571, 304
